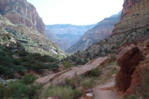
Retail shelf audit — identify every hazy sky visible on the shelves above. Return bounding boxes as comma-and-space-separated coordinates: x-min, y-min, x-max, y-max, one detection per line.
27, 0, 124, 25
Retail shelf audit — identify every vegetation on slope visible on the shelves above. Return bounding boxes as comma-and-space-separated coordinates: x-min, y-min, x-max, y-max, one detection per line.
0, 44, 59, 78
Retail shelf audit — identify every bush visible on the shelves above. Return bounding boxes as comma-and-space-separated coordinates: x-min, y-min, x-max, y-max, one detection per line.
87, 68, 102, 77
0, 80, 41, 99
80, 77, 95, 89
62, 61, 72, 69
25, 85, 42, 99
21, 74, 37, 85
3, 81, 27, 99
40, 86, 81, 99
65, 74, 82, 88
0, 44, 59, 77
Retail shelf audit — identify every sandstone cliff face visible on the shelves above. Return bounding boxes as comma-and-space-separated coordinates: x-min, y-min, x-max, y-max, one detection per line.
121, 0, 137, 19
0, 0, 45, 34
113, 0, 149, 34
116, 44, 144, 92
66, 13, 120, 53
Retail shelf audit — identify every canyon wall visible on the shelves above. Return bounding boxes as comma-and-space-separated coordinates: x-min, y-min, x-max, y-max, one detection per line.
0, 0, 45, 34
66, 13, 120, 53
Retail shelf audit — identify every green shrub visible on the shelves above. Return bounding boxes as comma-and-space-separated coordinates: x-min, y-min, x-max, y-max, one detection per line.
88, 68, 102, 77
0, 44, 59, 77
65, 74, 82, 88
18, 50, 29, 56
62, 61, 72, 69
3, 81, 27, 99
21, 74, 37, 85
40, 86, 81, 99
0, 80, 41, 99
76, 59, 83, 64
25, 85, 42, 99
80, 77, 95, 89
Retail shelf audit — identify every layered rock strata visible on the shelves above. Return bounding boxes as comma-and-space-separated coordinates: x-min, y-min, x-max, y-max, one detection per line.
0, 0, 45, 34
116, 44, 144, 92
66, 13, 120, 53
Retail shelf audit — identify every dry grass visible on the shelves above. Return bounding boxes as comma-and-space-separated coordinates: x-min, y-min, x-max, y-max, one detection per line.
95, 59, 119, 85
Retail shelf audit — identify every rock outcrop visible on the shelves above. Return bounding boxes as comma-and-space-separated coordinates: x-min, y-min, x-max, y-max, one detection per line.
116, 44, 144, 92
121, 0, 138, 19
0, 0, 45, 34
66, 12, 120, 53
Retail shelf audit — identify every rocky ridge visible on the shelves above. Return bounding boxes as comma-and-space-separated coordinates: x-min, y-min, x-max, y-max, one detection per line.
70, 0, 149, 62
66, 13, 120, 53
0, 0, 66, 59
0, 0, 45, 34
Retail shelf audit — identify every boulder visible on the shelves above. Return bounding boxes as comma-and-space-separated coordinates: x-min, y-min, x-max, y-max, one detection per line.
116, 44, 144, 92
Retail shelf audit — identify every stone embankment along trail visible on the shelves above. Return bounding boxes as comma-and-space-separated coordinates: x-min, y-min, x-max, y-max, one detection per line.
35, 57, 108, 88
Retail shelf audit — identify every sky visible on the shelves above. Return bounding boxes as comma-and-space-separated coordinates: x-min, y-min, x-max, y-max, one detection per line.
27, 0, 124, 25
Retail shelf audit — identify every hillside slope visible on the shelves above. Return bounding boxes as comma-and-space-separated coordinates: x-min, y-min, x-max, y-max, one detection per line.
66, 13, 120, 53
69, 0, 149, 64
0, 0, 66, 59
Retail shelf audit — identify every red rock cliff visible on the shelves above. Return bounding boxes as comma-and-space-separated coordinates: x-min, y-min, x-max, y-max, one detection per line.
121, 0, 138, 19
0, 0, 45, 34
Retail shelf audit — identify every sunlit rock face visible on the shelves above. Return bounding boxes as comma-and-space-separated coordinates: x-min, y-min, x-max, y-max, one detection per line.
0, 0, 45, 34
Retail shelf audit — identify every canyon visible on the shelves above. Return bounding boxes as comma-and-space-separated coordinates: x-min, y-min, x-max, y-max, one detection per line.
66, 12, 121, 53
0, 0, 149, 98
46, 24, 95, 51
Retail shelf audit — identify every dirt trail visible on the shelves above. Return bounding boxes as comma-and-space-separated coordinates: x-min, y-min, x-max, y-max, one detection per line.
93, 80, 121, 99
36, 57, 108, 88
